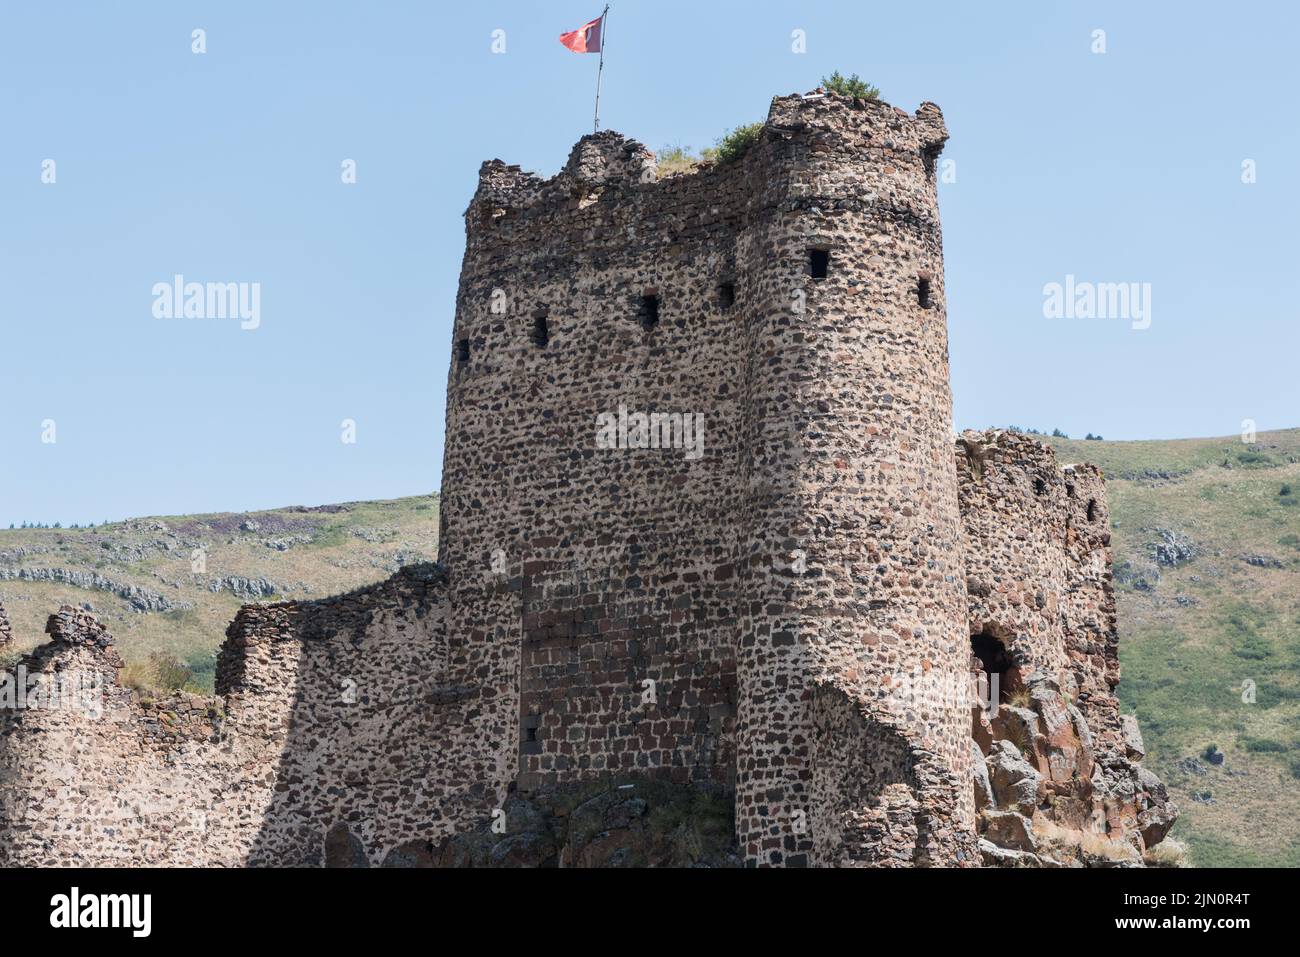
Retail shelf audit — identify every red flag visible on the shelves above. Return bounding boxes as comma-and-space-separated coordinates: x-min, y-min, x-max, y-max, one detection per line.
559, 14, 604, 53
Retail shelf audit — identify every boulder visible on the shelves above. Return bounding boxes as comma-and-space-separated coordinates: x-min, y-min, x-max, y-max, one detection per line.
971, 741, 994, 812
1120, 714, 1146, 760
983, 810, 1037, 852
986, 740, 1043, 815
977, 838, 1041, 868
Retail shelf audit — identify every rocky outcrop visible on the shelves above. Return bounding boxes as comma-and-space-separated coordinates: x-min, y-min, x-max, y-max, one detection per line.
971, 674, 1178, 867
207, 576, 282, 600
0, 567, 189, 613
1147, 529, 1200, 567
0, 601, 11, 646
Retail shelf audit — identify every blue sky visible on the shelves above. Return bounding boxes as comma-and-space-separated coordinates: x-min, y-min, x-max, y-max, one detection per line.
2, 1, 1296, 526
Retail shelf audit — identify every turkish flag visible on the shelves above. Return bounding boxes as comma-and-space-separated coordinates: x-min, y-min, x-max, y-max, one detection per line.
559, 15, 603, 53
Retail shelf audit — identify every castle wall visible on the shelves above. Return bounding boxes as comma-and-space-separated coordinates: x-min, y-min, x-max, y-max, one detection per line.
0, 566, 496, 867
956, 430, 1122, 748
441, 128, 761, 798
0, 607, 235, 865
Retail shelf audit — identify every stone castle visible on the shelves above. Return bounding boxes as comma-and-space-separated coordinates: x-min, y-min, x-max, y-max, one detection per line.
0, 90, 1175, 867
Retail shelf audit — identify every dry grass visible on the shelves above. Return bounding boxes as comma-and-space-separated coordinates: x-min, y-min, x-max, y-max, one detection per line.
1144, 836, 1191, 868
1035, 818, 1140, 863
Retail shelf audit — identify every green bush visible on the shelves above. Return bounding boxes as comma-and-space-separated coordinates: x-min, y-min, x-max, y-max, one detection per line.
1232, 632, 1272, 660
1241, 736, 1288, 753
707, 123, 764, 165
821, 71, 880, 100
151, 653, 195, 692
1235, 450, 1277, 468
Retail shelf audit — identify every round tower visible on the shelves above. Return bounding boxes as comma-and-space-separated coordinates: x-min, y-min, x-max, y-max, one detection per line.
733, 93, 976, 866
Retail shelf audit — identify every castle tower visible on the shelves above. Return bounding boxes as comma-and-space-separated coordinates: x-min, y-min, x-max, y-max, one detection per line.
728, 95, 974, 866
438, 90, 976, 866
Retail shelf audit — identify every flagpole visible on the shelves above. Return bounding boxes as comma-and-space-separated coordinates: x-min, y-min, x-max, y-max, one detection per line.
593, 5, 609, 133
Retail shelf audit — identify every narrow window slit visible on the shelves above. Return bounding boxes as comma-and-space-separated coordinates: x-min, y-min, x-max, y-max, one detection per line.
719, 283, 735, 309
639, 293, 660, 330
456, 339, 470, 363
917, 271, 932, 309
531, 308, 549, 348
810, 249, 830, 280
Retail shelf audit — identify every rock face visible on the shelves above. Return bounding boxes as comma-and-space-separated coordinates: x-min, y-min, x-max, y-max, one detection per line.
0, 602, 11, 646
207, 576, 282, 600
0, 91, 1177, 868
0, 567, 188, 613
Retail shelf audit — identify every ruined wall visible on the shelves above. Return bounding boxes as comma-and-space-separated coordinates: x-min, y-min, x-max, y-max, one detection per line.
956, 430, 1121, 746
957, 431, 1176, 864
0, 607, 234, 865
0, 565, 498, 867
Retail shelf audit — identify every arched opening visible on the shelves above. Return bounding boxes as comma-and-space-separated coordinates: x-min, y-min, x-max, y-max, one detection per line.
970, 631, 1022, 707
323, 822, 369, 868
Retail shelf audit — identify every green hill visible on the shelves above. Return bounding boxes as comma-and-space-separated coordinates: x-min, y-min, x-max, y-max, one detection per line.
1042, 428, 1300, 867
0, 496, 439, 692
3, 427, 1298, 866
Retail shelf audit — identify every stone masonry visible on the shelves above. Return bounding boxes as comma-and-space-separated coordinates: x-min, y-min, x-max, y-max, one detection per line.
0, 90, 1174, 867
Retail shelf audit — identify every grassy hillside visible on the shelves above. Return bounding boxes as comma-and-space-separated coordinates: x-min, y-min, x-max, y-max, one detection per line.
0, 496, 439, 691
1043, 428, 1300, 868
3, 428, 1298, 866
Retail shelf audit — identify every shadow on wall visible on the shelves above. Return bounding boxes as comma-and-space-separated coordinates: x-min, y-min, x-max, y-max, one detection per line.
224, 564, 504, 867
806, 682, 980, 868
808, 684, 925, 867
